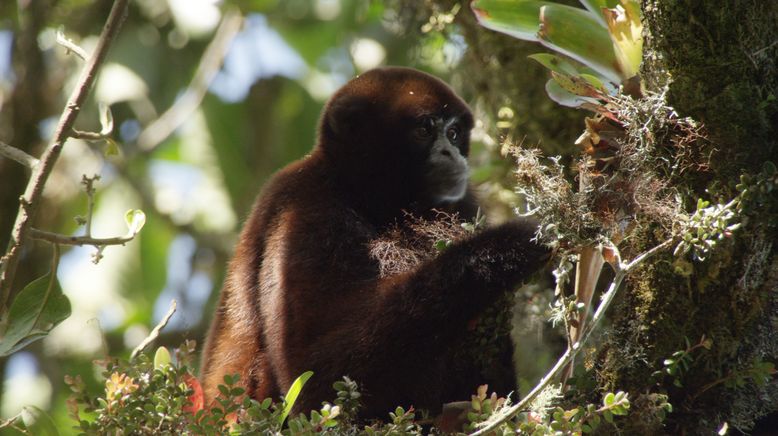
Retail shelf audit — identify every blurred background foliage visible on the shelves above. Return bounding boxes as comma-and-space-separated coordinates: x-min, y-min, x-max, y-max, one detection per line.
0, 0, 580, 430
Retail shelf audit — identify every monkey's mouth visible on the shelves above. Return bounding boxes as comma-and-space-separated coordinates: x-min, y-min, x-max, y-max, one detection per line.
424, 169, 469, 203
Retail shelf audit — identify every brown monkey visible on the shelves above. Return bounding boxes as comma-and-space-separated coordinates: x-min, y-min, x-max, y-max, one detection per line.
201, 67, 548, 419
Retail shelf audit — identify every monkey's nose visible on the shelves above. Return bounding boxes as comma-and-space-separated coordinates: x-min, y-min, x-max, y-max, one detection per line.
441, 149, 452, 157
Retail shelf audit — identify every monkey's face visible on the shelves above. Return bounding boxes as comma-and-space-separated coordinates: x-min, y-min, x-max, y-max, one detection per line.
319, 67, 474, 207
411, 115, 470, 204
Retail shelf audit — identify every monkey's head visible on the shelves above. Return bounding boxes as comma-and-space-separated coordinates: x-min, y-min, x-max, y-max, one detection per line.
318, 67, 474, 212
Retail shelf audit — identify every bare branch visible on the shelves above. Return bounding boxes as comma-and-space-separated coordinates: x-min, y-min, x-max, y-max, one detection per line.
136, 8, 243, 152
0, 141, 39, 169
56, 29, 88, 60
0, 0, 131, 310
471, 238, 674, 435
131, 299, 177, 360
71, 129, 109, 141
28, 227, 138, 247
623, 238, 674, 272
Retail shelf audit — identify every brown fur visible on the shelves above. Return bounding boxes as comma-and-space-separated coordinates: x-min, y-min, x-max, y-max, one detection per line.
201, 67, 548, 418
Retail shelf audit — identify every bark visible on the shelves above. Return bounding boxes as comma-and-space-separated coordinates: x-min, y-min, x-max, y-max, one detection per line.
597, 1, 778, 433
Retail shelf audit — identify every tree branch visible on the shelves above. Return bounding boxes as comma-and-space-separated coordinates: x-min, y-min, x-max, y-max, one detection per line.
55, 30, 88, 61
471, 238, 674, 435
136, 8, 243, 152
71, 128, 109, 141
131, 299, 177, 360
28, 227, 137, 247
0, 141, 39, 169
0, 0, 130, 311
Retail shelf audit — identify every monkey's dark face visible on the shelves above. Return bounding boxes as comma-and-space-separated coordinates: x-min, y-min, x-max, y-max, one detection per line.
410, 114, 470, 203
319, 67, 474, 208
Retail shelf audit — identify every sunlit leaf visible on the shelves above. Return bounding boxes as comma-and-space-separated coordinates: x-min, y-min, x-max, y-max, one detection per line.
579, 73, 606, 91
471, 0, 555, 42
538, 4, 623, 83
602, 0, 643, 79
0, 270, 71, 356
279, 370, 314, 425
154, 346, 171, 369
125, 209, 146, 235
98, 102, 114, 136
551, 71, 591, 96
544, 79, 598, 108
577, 0, 620, 26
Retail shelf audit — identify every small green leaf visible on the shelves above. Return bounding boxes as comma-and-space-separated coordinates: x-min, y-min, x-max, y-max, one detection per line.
103, 137, 120, 157
154, 346, 171, 369
434, 239, 451, 251
125, 209, 146, 235
21, 406, 60, 436
603, 392, 615, 407
0, 270, 71, 356
603, 409, 613, 423
279, 370, 314, 425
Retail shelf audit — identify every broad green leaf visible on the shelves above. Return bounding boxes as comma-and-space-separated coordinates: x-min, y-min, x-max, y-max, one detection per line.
21, 406, 60, 436
528, 53, 580, 75
124, 209, 146, 235
0, 271, 71, 356
471, 0, 556, 42
538, 4, 624, 83
279, 370, 314, 425
544, 79, 598, 108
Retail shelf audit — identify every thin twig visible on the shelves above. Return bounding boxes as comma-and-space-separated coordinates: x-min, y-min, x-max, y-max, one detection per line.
131, 299, 177, 360
56, 30, 88, 60
71, 128, 109, 141
0, 141, 39, 168
471, 238, 673, 435
136, 8, 243, 152
28, 227, 137, 247
81, 175, 99, 237
0, 0, 131, 311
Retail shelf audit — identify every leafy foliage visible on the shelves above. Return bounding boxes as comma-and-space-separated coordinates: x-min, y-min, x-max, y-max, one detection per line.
472, 0, 643, 107
0, 266, 70, 357
0, 343, 641, 435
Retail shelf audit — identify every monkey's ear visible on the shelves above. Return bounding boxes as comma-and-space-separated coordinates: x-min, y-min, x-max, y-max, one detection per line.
323, 94, 371, 139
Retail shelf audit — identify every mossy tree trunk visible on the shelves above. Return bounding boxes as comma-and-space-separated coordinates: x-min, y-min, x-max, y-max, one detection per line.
598, 1, 777, 433
406, 0, 775, 432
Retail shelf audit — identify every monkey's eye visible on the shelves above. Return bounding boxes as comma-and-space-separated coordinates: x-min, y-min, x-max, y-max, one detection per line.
446, 125, 460, 142
414, 117, 436, 139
